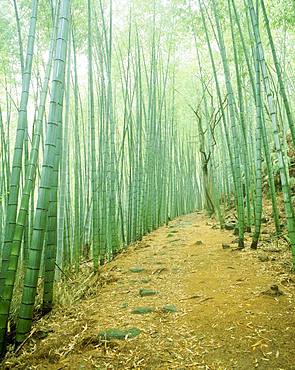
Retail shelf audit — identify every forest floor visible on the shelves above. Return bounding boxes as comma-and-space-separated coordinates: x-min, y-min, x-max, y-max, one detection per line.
3, 212, 295, 370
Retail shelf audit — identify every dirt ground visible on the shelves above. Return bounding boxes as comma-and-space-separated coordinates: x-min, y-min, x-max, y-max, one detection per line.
3, 212, 295, 370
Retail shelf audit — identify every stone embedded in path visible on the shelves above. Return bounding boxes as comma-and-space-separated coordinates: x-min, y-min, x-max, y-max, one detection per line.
98, 327, 141, 340
180, 221, 193, 225
139, 288, 158, 297
258, 254, 269, 262
261, 284, 284, 297
129, 267, 145, 273
262, 247, 282, 253
132, 307, 155, 314
225, 222, 236, 230
195, 240, 204, 246
162, 304, 177, 313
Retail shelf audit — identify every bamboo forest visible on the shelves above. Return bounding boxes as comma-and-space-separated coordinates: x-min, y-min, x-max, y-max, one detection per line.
0, 0, 294, 368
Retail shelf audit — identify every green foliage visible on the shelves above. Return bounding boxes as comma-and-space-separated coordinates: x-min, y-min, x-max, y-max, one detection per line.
0, 3, 19, 76
268, 0, 295, 28
98, 327, 141, 339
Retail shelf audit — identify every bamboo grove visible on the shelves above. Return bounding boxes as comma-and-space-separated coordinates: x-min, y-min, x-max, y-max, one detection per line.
0, 0, 294, 356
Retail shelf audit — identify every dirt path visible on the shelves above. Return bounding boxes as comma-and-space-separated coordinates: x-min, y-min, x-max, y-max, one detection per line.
4, 213, 295, 370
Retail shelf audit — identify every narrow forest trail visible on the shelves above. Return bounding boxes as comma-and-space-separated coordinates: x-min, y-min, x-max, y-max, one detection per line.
4, 213, 295, 370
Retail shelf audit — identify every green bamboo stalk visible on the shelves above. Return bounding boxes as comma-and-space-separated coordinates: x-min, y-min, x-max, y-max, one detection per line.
210, 0, 245, 248
0, 0, 39, 294
248, 0, 295, 266
251, 41, 263, 249
228, 0, 252, 232
88, 0, 99, 270
0, 11, 57, 353
260, 0, 295, 146
16, 0, 70, 343
42, 88, 63, 313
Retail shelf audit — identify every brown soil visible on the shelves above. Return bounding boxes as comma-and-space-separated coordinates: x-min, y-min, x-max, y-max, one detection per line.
3, 212, 295, 370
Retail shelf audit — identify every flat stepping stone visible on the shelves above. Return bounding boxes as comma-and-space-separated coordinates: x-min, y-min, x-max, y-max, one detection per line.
139, 288, 158, 297
129, 267, 145, 273
98, 327, 141, 340
172, 268, 180, 273
262, 247, 282, 253
225, 222, 236, 230
162, 304, 177, 313
132, 307, 155, 314
195, 240, 204, 245
258, 254, 269, 262
261, 284, 284, 297
179, 222, 193, 227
